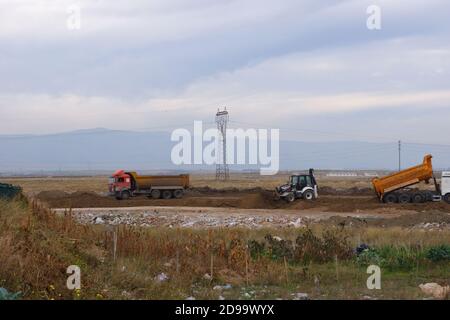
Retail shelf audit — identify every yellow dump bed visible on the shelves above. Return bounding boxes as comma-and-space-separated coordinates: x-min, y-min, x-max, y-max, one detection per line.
372, 155, 433, 200
128, 173, 190, 190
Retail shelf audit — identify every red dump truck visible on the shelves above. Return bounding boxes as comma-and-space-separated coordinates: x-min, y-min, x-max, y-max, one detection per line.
372, 154, 450, 203
109, 170, 190, 200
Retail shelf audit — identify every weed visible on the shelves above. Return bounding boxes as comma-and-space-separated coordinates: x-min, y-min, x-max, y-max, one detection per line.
1, 197, 449, 300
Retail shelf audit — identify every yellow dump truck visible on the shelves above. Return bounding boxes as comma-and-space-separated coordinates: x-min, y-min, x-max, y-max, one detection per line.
109, 170, 190, 200
372, 154, 450, 203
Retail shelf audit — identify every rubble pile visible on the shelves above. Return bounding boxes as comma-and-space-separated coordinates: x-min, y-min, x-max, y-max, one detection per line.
68, 209, 311, 229
412, 222, 448, 231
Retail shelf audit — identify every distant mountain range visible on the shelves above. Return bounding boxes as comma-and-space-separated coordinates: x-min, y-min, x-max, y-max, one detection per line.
0, 128, 449, 174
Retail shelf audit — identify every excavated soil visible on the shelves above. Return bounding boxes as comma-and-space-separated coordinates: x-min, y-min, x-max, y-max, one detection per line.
36, 188, 450, 214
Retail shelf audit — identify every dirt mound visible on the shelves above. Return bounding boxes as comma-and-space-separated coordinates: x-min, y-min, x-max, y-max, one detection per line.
238, 190, 279, 209
37, 190, 116, 208
35, 188, 450, 215
188, 186, 268, 195
372, 211, 450, 228
323, 216, 370, 227
36, 190, 69, 200
36, 189, 281, 210
320, 186, 373, 196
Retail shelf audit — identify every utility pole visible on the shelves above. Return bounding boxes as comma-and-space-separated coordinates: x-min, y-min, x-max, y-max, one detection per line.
216, 108, 230, 181
398, 140, 401, 172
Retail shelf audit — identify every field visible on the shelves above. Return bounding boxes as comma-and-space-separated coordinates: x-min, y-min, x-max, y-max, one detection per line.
0, 173, 449, 300
3, 172, 375, 194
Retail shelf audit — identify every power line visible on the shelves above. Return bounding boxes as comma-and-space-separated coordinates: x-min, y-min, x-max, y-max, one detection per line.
403, 142, 450, 148
230, 120, 397, 142
229, 120, 450, 148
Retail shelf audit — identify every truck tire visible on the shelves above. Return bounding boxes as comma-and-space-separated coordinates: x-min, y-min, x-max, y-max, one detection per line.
162, 190, 172, 199
444, 193, 450, 204
383, 193, 398, 204
151, 189, 161, 199
120, 190, 130, 200
412, 193, 425, 203
303, 190, 315, 201
285, 193, 295, 203
398, 193, 411, 204
424, 191, 434, 202
173, 189, 184, 199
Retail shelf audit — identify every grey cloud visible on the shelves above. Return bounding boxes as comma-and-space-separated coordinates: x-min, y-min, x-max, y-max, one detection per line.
1, 0, 450, 97
0, 0, 449, 141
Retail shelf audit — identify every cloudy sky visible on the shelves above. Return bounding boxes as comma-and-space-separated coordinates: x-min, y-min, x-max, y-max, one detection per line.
1, 0, 450, 143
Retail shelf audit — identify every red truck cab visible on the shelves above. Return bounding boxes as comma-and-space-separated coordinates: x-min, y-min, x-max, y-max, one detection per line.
108, 170, 132, 196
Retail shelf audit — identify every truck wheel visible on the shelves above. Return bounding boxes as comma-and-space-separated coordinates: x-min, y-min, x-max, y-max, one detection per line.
398, 193, 411, 204
424, 191, 434, 202
444, 193, 450, 204
162, 190, 172, 199
412, 193, 425, 203
151, 190, 161, 199
120, 191, 130, 200
303, 190, 315, 201
285, 193, 295, 203
383, 193, 398, 204
173, 190, 184, 199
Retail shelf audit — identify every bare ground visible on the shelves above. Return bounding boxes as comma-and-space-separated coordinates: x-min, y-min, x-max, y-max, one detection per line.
8, 175, 450, 230
41, 187, 450, 230
36, 188, 450, 214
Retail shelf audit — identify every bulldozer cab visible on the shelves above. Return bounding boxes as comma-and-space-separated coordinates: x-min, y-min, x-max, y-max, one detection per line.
289, 169, 317, 189
276, 168, 318, 202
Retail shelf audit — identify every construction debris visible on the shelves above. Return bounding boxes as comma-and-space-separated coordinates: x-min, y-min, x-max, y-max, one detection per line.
419, 283, 449, 299
154, 273, 170, 283
291, 293, 309, 300
60, 209, 311, 229
213, 284, 232, 291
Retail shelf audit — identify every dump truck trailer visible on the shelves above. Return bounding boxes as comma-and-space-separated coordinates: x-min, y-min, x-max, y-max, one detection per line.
109, 170, 189, 200
372, 154, 450, 203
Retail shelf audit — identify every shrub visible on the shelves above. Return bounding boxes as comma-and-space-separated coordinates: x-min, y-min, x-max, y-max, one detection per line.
356, 245, 427, 270
295, 228, 354, 263
356, 248, 385, 267
377, 245, 423, 270
248, 228, 354, 264
265, 234, 294, 260
425, 245, 450, 262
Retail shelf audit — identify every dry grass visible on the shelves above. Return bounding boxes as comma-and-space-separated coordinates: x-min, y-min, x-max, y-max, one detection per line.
0, 197, 448, 300
1, 177, 107, 194
0, 198, 105, 299
2, 173, 374, 195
